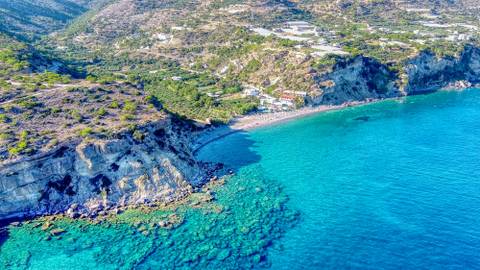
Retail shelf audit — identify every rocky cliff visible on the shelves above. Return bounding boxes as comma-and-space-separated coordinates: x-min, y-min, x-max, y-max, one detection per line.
311, 45, 480, 104
0, 117, 208, 221
404, 45, 480, 94
311, 56, 401, 105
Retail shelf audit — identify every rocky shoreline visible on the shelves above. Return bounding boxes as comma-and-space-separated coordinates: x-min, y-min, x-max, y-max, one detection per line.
2, 44, 480, 225
0, 116, 224, 223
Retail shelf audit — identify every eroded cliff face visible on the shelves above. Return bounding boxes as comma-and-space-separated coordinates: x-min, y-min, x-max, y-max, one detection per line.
311, 45, 480, 104
405, 46, 480, 94
460, 46, 480, 83
311, 56, 401, 105
403, 51, 459, 93
0, 117, 207, 220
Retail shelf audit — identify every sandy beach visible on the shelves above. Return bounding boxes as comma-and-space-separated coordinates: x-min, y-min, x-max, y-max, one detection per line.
193, 100, 376, 153
229, 104, 343, 131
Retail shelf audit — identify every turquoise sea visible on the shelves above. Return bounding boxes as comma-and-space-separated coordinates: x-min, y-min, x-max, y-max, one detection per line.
2, 89, 480, 269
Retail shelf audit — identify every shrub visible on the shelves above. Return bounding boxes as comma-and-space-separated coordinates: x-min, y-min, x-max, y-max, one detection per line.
123, 101, 137, 113
8, 130, 29, 156
0, 132, 11, 141
70, 110, 83, 122
17, 99, 41, 109
110, 100, 120, 109
0, 79, 11, 91
96, 107, 107, 117
51, 107, 61, 114
133, 130, 145, 141
244, 59, 262, 73
145, 95, 162, 108
120, 114, 135, 121
79, 127, 93, 137
0, 113, 8, 123
8, 140, 27, 155
19, 130, 28, 140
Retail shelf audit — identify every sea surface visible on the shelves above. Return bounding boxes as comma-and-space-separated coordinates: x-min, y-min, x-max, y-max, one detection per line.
2, 89, 480, 269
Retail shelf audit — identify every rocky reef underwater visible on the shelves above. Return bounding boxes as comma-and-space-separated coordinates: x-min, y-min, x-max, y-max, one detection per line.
0, 165, 299, 269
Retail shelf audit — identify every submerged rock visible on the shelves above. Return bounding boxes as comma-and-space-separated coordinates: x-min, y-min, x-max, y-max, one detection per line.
50, 228, 66, 236
354, 116, 370, 122
41, 222, 51, 231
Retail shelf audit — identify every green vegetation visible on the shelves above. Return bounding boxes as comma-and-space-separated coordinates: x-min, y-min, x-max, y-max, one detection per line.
132, 130, 145, 141
123, 101, 138, 113
241, 59, 262, 76
79, 127, 93, 137
312, 55, 339, 71
0, 0, 93, 41
96, 107, 107, 117
8, 131, 29, 156
71, 110, 84, 123
1, 0, 479, 160
140, 69, 257, 123
37, 72, 71, 85
120, 114, 135, 122
0, 113, 9, 123
0, 48, 28, 71
110, 101, 120, 109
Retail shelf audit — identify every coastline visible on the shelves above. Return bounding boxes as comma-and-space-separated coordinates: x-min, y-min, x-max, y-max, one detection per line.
193, 99, 382, 154
193, 85, 480, 154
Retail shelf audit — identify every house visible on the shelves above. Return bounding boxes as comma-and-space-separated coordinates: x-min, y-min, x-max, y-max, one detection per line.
207, 92, 221, 98
280, 94, 297, 108
283, 90, 307, 97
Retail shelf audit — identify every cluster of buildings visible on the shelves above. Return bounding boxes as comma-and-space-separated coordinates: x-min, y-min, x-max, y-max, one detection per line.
395, 3, 478, 43
250, 21, 347, 58
243, 86, 307, 112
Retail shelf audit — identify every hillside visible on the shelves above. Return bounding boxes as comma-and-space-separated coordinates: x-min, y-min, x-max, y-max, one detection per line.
37, 0, 480, 116
0, 0, 105, 41
2, 0, 480, 162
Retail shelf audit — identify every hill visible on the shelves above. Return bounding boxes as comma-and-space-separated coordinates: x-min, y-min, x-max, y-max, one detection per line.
38, 0, 480, 117
0, 0, 105, 41
2, 0, 480, 161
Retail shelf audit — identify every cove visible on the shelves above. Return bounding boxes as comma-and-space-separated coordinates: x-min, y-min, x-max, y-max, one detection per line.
2, 89, 480, 269
197, 89, 480, 269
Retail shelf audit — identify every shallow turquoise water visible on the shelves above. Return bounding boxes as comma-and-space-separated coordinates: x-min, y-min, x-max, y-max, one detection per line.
198, 89, 480, 269
2, 89, 480, 269
0, 169, 298, 269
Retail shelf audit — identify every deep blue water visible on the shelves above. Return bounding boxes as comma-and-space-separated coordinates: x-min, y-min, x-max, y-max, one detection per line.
197, 89, 480, 269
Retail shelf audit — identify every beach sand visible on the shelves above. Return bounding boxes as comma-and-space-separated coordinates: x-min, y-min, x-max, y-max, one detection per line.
193, 100, 375, 153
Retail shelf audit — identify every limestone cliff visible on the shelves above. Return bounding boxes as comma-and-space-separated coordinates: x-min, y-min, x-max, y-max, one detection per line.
0, 117, 207, 220
311, 45, 480, 104
404, 45, 480, 94
311, 56, 401, 105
